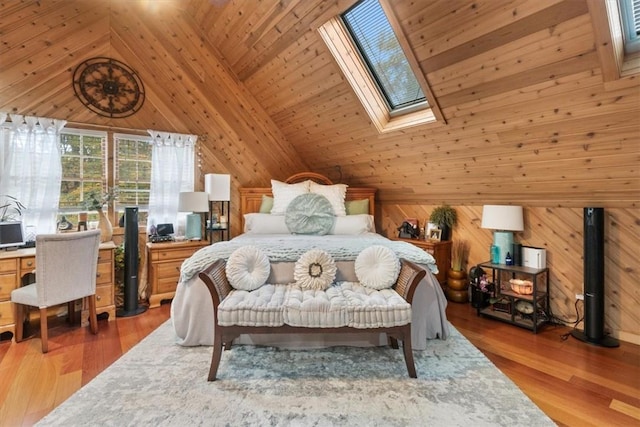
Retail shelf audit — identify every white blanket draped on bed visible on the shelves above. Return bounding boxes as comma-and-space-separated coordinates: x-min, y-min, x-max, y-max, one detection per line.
171, 233, 450, 349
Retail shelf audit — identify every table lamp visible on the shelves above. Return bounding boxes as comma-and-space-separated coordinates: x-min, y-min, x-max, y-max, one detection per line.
178, 191, 209, 240
204, 173, 231, 229
481, 205, 524, 264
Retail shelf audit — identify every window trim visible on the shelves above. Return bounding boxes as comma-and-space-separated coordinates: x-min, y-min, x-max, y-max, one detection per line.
318, 1, 444, 133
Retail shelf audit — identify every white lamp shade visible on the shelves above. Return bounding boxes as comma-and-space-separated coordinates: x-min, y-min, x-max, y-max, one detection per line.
481, 205, 524, 231
178, 192, 209, 213
204, 173, 231, 201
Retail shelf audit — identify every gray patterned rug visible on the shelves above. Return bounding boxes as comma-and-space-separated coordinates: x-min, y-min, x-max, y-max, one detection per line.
37, 320, 554, 426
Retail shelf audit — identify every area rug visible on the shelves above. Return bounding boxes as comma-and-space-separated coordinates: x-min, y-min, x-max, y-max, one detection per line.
37, 320, 554, 426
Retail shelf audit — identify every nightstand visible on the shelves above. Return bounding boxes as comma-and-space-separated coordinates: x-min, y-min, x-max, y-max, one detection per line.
393, 238, 451, 286
147, 240, 209, 308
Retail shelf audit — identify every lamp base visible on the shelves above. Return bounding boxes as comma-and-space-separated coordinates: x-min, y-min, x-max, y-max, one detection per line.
493, 231, 514, 264
185, 213, 202, 240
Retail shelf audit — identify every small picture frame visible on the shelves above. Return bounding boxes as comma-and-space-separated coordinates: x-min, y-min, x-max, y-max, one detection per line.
429, 228, 442, 242
426, 222, 438, 236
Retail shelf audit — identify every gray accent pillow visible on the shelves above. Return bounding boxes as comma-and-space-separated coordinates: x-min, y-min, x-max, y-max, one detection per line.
285, 193, 336, 235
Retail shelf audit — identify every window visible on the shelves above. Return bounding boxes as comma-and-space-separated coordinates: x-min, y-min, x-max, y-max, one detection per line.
59, 129, 107, 224
114, 133, 152, 223
58, 130, 151, 227
319, 0, 442, 133
619, 0, 640, 54
341, 0, 426, 113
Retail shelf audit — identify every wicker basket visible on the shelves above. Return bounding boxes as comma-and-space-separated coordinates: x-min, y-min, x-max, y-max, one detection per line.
509, 279, 533, 294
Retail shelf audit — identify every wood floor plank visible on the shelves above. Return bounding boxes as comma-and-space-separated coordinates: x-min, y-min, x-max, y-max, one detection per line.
1, 301, 638, 426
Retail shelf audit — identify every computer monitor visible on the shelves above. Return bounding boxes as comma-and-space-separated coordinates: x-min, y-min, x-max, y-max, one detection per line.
0, 221, 25, 250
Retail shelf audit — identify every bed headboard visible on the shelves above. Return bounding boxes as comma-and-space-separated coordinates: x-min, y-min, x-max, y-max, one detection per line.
239, 172, 377, 231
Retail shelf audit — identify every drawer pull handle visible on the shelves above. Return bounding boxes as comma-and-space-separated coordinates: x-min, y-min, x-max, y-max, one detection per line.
27, 261, 33, 267
176, 267, 180, 272
96, 273, 101, 277
97, 295, 101, 301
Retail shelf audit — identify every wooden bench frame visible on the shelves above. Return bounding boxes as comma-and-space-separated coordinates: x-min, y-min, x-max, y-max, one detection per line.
199, 258, 426, 381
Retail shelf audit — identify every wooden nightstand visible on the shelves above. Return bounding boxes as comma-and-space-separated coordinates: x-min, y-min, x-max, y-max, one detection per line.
394, 238, 451, 286
147, 240, 209, 308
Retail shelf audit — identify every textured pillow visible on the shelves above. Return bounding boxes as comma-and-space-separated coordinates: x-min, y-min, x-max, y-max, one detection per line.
270, 179, 310, 215
225, 246, 271, 291
243, 213, 290, 234
355, 245, 401, 290
309, 182, 348, 216
294, 249, 338, 290
330, 214, 375, 235
285, 193, 336, 235
345, 198, 369, 215
259, 195, 273, 213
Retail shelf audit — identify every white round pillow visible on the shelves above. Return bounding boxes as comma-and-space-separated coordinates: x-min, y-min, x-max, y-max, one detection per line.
355, 245, 400, 290
294, 249, 337, 290
225, 246, 271, 291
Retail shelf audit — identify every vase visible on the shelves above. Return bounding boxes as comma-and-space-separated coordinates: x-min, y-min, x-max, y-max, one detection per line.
97, 208, 113, 243
446, 268, 468, 303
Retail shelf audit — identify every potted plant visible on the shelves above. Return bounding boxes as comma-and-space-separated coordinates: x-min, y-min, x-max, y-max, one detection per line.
429, 204, 456, 241
446, 240, 469, 303
0, 195, 25, 221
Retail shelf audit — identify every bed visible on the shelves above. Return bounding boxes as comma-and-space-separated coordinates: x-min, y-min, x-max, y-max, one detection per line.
171, 172, 449, 350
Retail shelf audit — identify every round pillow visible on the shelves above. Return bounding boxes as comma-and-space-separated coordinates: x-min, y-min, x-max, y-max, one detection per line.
355, 245, 400, 290
285, 193, 335, 235
294, 249, 337, 290
225, 246, 270, 291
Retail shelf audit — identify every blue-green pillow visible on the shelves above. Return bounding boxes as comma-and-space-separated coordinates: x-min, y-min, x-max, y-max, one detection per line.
285, 193, 335, 235
259, 195, 273, 213
345, 198, 369, 215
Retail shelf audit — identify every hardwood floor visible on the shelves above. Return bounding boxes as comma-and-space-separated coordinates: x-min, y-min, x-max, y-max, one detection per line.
0, 301, 638, 426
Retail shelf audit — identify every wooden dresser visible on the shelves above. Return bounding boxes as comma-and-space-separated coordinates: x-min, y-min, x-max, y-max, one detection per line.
393, 238, 451, 286
0, 241, 116, 340
147, 240, 209, 308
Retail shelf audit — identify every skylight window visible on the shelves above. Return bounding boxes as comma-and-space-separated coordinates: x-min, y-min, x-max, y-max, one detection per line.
619, 0, 640, 53
341, 0, 427, 112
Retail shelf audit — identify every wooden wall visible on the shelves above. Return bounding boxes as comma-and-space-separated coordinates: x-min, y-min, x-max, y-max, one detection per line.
1, 0, 638, 343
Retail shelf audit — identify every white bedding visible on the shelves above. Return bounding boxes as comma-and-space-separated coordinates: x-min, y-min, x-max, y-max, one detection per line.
171, 233, 450, 349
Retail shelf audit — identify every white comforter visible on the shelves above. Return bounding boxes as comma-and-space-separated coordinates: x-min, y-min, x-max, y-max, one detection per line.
171, 233, 450, 349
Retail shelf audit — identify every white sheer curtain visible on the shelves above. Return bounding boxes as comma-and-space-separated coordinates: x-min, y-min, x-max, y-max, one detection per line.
146, 130, 197, 235
0, 113, 66, 233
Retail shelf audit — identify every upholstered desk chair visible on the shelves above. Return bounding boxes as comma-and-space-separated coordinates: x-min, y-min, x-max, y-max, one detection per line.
11, 229, 101, 353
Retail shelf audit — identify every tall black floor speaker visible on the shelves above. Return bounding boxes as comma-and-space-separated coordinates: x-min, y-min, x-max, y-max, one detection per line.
117, 207, 147, 317
571, 207, 618, 347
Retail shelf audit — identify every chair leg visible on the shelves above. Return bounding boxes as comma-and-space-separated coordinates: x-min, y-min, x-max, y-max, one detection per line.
402, 327, 417, 378
14, 304, 24, 343
40, 307, 49, 353
208, 329, 224, 381
88, 295, 98, 335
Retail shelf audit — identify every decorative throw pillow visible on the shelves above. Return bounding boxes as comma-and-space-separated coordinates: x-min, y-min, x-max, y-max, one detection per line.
285, 193, 336, 235
225, 246, 271, 291
243, 213, 290, 234
309, 181, 348, 216
270, 179, 310, 215
355, 245, 400, 290
329, 214, 375, 235
294, 249, 337, 290
259, 195, 273, 213
345, 198, 369, 215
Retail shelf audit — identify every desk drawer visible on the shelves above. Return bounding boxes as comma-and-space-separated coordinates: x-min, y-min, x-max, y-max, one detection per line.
20, 257, 36, 272
0, 259, 18, 273
157, 276, 180, 294
0, 274, 17, 300
97, 249, 113, 263
153, 247, 200, 262
0, 300, 14, 326
96, 261, 113, 285
95, 284, 114, 308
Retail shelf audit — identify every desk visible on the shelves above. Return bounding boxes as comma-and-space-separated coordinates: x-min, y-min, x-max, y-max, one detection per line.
0, 242, 116, 341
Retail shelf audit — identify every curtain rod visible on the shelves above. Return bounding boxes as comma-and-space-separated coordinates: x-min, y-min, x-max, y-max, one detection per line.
65, 121, 149, 135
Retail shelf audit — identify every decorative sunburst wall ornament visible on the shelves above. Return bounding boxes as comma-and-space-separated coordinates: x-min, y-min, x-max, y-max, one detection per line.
72, 57, 145, 118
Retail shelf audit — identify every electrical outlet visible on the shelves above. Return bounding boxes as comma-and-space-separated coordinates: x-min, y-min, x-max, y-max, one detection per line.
576, 293, 584, 301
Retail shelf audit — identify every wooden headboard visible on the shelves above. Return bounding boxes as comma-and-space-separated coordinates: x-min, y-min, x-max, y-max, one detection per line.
239, 172, 377, 231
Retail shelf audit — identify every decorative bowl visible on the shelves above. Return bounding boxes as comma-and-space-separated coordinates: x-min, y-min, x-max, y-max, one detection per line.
509, 279, 533, 294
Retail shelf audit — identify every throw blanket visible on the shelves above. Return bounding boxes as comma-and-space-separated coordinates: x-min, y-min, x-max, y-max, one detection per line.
180, 233, 437, 282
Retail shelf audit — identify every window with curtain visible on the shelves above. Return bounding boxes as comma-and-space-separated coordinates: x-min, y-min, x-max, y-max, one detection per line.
341, 0, 427, 113
114, 133, 152, 224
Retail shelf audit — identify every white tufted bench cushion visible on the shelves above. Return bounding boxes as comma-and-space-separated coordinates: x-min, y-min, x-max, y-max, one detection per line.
217, 284, 287, 327
282, 284, 349, 328
340, 282, 412, 329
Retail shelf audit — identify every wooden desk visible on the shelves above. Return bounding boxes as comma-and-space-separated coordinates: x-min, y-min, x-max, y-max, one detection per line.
0, 242, 116, 341
147, 240, 209, 308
